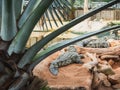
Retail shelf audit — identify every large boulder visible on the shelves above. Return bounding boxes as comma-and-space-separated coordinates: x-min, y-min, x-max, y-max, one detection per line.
33, 51, 93, 90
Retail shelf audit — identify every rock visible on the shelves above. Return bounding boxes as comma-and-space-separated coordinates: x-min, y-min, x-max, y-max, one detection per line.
107, 39, 120, 47
92, 72, 111, 89
100, 55, 119, 60
49, 45, 84, 75
97, 85, 113, 90
96, 60, 115, 75
32, 45, 120, 89
98, 73, 111, 87
108, 67, 120, 85
108, 59, 115, 66
33, 50, 93, 90
83, 53, 98, 70
112, 84, 120, 89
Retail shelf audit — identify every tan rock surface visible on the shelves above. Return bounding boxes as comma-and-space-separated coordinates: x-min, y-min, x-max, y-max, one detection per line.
108, 67, 120, 85
33, 50, 93, 90
33, 43, 120, 89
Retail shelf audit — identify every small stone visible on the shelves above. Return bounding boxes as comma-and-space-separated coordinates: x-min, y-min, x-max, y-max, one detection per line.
108, 67, 120, 85
97, 61, 115, 75
108, 59, 115, 66
99, 73, 111, 87
112, 84, 120, 89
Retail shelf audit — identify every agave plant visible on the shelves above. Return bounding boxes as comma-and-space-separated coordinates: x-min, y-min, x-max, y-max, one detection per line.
0, 0, 120, 90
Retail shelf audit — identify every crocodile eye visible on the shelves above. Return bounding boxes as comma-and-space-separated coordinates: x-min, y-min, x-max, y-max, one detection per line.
58, 62, 61, 66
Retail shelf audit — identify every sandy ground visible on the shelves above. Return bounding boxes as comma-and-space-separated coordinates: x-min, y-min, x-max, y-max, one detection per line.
70, 20, 108, 33
34, 20, 108, 33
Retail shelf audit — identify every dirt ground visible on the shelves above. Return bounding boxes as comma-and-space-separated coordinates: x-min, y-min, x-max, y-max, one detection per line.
33, 40, 120, 90
33, 20, 120, 90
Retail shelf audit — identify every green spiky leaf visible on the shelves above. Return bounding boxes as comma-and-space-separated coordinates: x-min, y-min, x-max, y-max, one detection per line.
1, 0, 17, 41
29, 25, 120, 71
8, 0, 54, 55
17, 0, 119, 69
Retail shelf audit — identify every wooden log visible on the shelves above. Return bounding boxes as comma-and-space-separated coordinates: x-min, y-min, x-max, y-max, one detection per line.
75, 45, 120, 55
100, 55, 119, 60
83, 52, 98, 70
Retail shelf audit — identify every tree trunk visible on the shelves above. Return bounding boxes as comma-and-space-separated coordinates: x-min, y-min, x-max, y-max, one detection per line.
84, 0, 89, 14
0, 40, 47, 90
83, 0, 91, 30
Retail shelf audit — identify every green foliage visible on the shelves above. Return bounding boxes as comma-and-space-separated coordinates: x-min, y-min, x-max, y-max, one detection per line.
18, 0, 120, 69
1, 0, 17, 41
8, 0, 54, 55
29, 25, 120, 71
71, 0, 92, 8
103, 0, 112, 2
41, 86, 50, 90
74, 0, 84, 8
0, 0, 1, 30
14, 0, 23, 20
91, 0, 111, 2
0, 0, 119, 70
0, 0, 120, 89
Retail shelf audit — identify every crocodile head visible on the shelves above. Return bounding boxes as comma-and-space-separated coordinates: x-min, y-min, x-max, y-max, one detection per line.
67, 45, 77, 52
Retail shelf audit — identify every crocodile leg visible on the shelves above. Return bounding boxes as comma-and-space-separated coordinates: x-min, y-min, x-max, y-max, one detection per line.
75, 56, 84, 64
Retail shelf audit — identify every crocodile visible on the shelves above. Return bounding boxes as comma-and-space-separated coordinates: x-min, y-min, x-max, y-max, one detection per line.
49, 45, 84, 75
75, 37, 110, 48
86, 38, 110, 48
83, 30, 120, 48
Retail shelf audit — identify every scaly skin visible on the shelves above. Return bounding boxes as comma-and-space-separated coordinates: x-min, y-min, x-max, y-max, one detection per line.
86, 39, 109, 48
77, 38, 110, 48
49, 46, 84, 75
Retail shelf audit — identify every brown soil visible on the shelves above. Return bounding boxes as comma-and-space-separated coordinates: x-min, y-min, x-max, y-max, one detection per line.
33, 40, 120, 90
